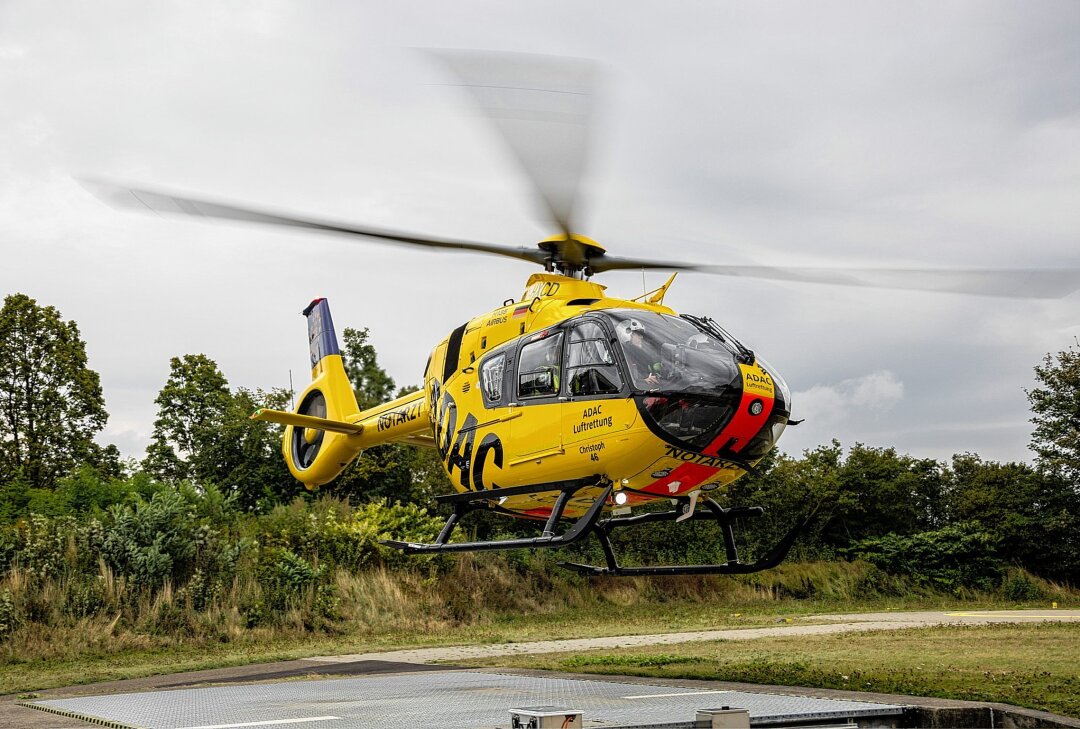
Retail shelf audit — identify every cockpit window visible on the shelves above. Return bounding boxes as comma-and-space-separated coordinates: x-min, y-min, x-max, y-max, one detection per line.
605, 310, 741, 393
518, 332, 563, 398
566, 320, 621, 396
480, 352, 505, 402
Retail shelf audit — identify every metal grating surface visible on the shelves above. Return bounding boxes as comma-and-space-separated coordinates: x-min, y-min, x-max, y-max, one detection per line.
32, 670, 904, 728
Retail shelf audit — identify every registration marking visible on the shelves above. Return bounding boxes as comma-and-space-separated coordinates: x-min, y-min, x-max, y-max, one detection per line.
177, 717, 341, 729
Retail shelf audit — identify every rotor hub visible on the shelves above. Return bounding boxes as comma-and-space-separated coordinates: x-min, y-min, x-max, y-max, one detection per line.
538, 234, 606, 278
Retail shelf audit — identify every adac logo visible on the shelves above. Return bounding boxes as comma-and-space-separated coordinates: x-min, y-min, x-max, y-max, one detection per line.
742, 367, 774, 397
745, 371, 773, 386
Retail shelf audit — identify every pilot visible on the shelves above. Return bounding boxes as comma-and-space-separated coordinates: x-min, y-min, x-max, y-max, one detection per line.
541, 343, 561, 393
625, 324, 661, 386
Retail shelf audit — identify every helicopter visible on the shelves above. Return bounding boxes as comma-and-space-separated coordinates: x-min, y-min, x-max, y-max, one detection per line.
84, 51, 1080, 576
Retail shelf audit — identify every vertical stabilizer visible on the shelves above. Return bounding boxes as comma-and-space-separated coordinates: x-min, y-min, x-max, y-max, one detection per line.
304, 298, 340, 374
284, 298, 363, 488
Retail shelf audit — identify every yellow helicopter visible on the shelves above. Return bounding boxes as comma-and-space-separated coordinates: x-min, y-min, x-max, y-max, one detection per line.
85, 51, 1080, 576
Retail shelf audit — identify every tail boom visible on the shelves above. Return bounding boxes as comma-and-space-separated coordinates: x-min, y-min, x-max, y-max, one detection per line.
260, 298, 432, 489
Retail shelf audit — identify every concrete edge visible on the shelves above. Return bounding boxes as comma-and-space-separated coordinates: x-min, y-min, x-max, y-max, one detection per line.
18, 701, 143, 729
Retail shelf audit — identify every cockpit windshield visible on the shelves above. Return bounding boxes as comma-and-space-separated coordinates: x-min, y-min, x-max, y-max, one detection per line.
603, 310, 742, 394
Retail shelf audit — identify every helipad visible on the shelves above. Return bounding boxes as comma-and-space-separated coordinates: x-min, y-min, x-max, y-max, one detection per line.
27, 669, 906, 728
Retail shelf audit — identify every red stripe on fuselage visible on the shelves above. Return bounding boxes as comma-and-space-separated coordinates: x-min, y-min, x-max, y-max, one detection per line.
638, 461, 718, 496
703, 390, 773, 456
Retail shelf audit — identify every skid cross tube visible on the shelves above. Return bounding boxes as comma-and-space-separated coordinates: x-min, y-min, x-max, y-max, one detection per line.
380, 482, 613, 555
559, 498, 810, 577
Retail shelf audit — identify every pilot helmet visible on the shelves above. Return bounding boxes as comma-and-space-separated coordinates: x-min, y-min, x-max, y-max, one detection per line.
620, 319, 644, 340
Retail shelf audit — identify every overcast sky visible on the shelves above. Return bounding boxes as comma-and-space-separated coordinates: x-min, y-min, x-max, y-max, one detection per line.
2, 1, 1079, 467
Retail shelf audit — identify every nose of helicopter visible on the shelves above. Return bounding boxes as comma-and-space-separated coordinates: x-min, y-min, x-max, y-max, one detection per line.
635, 358, 791, 462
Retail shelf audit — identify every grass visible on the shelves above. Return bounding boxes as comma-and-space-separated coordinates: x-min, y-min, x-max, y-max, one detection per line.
461, 622, 1080, 719
2, 558, 1076, 707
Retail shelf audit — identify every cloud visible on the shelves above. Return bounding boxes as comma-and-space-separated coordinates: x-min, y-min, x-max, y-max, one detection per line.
3, 0, 1078, 466
795, 370, 905, 424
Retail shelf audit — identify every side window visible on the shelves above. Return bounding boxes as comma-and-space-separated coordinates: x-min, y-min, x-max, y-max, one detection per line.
566, 321, 622, 396
517, 333, 563, 399
480, 353, 505, 403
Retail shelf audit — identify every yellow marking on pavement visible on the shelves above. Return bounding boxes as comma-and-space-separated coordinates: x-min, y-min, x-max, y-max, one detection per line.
946, 612, 1080, 619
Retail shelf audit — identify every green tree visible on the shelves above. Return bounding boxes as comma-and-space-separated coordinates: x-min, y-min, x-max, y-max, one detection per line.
830, 444, 946, 543
341, 327, 396, 410
143, 354, 232, 483
202, 386, 303, 511
946, 454, 1080, 581
0, 293, 108, 489
1028, 343, 1080, 487
144, 355, 299, 509
722, 443, 843, 560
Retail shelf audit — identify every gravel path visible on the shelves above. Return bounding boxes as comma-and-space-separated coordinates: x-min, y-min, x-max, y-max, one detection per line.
306, 609, 1080, 664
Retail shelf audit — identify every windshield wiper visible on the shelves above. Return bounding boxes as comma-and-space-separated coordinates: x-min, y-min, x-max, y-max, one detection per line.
681, 314, 755, 365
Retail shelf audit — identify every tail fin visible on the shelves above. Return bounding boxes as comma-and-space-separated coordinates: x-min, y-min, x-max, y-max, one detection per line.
283, 298, 363, 488
251, 298, 434, 488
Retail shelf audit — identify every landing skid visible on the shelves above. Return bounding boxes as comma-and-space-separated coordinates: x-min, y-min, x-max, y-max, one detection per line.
380, 478, 611, 554
560, 500, 808, 576
379, 478, 806, 575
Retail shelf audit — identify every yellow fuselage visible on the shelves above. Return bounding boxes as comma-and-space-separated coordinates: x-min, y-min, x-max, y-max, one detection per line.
286, 273, 787, 521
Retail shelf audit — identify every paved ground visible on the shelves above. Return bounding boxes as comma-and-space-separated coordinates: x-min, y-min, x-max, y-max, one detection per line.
5, 609, 1079, 728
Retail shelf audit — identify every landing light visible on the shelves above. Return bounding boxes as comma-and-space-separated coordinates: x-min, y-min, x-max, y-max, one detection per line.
614, 491, 628, 506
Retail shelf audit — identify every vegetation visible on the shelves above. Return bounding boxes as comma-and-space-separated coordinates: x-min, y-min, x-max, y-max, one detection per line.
1029, 341, 1080, 487
0, 293, 112, 491
1, 291, 1079, 710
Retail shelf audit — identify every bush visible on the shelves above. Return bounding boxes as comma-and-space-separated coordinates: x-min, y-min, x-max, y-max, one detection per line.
843, 522, 1004, 591
103, 489, 199, 592
0, 590, 18, 637
258, 497, 447, 572
257, 548, 327, 614
1001, 569, 1045, 602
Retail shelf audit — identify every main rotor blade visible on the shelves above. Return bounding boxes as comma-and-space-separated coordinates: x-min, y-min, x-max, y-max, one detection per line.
428, 50, 597, 237
592, 255, 1080, 299
80, 179, 548, 266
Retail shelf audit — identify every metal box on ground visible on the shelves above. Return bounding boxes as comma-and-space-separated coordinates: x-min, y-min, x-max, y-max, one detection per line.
510, 705, 583, 728
696, 706, 751, 729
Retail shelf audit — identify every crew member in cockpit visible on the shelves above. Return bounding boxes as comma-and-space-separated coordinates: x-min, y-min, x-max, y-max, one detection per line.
625, 323, 662, 387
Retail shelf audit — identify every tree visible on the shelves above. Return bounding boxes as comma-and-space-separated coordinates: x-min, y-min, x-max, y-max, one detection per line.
0, 293, 108, 489
832, 444, 946, 542
143, 354, 232, 483
946, 454, 1080, 581
143, 355, 299, 509
1028, 343, 1080, 488
202, 386, 303, 511
341, 327, 396, 410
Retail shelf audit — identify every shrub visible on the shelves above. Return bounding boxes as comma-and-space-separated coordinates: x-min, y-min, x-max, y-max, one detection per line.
1001, 569, 1045, 602
258, 497, 447, 572
843, 522, 1004, 591
102, 490, 199, 592
0, 590, 18, 637
258, 548, 325, 613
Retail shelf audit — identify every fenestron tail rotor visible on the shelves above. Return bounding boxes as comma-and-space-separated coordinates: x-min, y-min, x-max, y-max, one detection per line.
290, 390, 327, 471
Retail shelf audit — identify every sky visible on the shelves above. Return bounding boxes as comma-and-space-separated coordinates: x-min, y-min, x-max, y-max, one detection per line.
2, 1, 1079, 466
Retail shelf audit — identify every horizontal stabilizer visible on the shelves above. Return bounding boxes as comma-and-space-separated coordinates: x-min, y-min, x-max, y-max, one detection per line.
251, 408, 364, 435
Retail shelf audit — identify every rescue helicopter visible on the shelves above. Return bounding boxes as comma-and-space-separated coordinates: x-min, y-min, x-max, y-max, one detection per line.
84, 51, 1080, 576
